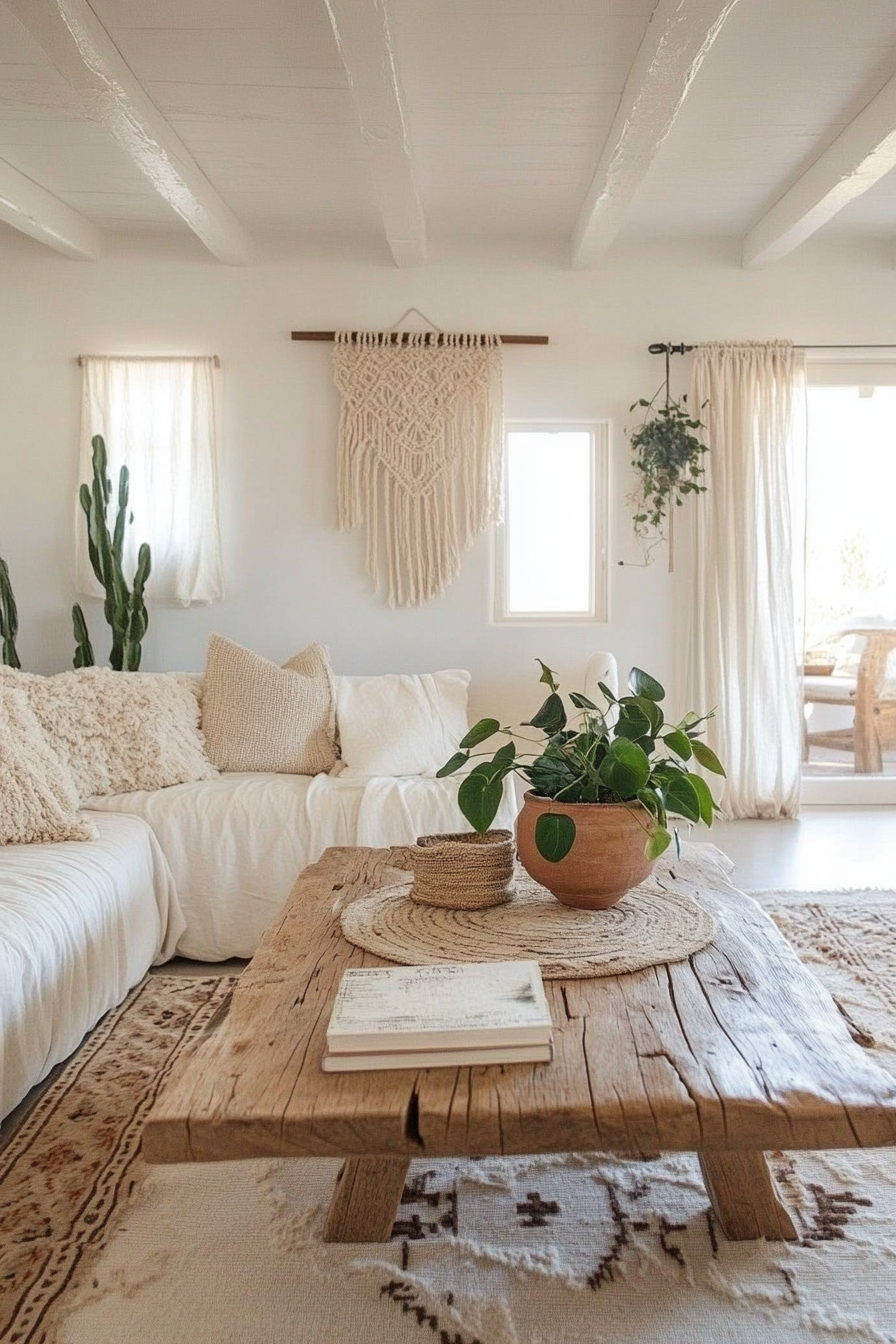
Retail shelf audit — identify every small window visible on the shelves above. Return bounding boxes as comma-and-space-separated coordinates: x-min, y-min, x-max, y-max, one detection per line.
494, 422, 608, 622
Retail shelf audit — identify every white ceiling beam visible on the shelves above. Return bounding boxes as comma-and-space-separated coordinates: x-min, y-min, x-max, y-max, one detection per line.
0, 155, 100, 258
324, 0, 426, 267
3, 0, 252, 265
571, 0, 740, 269
743, 71, 896, 268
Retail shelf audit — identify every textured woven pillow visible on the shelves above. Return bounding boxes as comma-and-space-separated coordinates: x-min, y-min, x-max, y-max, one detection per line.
335, 669, 471, 777
201, 636, 338, 774
0, 681, 97, 844
3, 667, 218, 801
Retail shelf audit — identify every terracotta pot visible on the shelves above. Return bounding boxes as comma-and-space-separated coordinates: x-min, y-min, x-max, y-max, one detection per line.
516, 792, 656, 909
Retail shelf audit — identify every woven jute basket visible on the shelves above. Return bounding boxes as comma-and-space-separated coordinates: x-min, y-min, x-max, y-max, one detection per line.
409, 829, 515, 910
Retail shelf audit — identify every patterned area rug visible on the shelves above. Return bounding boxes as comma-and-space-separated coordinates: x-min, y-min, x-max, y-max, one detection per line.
2, 897, 895, 1344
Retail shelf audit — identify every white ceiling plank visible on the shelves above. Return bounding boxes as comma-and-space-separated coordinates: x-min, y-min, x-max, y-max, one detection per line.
324, 0, 426, 267
2, 0, 252, 264
742, 69, 896, 268
0, 152, 100, 256
571, 0, 741, 268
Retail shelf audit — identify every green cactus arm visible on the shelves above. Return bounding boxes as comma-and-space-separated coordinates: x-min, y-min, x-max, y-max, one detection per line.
71, 603, 95, 668
91, 436, 111, 509
0, 558, 22, 669
113, 466, 129, 561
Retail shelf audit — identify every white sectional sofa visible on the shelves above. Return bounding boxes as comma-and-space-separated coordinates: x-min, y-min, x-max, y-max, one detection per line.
0, 648, 613, 1125
0, 713, 518, 1122
86, 771, 518, 961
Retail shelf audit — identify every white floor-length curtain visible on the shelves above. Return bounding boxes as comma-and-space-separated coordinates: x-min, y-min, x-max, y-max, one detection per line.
683, 341, 806, 817
77, 356, 223, 606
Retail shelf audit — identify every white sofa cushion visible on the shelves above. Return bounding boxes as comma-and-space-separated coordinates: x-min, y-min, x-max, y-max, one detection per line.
201, 636, 338, 774
0, 681, 97, 845
90, 770, 519, 961
335, 670, 471, 778
1, 666, 216, 802
0, 812, 184, 1120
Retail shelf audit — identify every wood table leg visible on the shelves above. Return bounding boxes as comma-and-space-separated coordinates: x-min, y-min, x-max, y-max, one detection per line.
699, 1152, 798, 1242
324, 1156, 410, 1243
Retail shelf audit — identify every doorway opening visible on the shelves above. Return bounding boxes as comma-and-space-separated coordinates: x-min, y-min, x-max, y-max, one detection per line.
801, 374, 896, 802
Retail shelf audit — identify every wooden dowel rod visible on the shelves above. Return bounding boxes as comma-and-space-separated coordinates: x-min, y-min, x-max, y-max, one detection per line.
291, 331, 548, 345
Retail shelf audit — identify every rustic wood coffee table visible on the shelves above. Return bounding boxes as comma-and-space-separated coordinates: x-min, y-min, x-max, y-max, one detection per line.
143, 846, 896, 1244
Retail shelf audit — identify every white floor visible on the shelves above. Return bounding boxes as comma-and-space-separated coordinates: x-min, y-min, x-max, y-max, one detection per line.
691, 805, 896, 891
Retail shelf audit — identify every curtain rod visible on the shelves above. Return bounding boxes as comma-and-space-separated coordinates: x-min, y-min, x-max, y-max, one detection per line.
291, 330, 548, 345
648, 342, 896, 354
77, 355, 220, 366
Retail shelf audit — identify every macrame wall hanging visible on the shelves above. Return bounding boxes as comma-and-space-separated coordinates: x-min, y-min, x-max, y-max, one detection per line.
332, 325, 504, 607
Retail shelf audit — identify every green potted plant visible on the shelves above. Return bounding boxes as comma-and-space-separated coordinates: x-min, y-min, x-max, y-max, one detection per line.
438, 661, 725, 909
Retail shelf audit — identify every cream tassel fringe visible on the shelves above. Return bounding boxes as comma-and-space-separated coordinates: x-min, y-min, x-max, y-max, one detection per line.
334, 331, 503, 607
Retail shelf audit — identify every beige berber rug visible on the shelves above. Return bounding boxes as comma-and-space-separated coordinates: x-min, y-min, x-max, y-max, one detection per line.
2, 892, 895, 1344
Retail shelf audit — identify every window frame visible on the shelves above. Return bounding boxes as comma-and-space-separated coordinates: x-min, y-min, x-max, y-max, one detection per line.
492, 418, 609, 625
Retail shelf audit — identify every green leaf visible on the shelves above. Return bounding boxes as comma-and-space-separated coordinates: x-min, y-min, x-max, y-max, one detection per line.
459, 718, 501, 749
457, 770, 505, 834
690, 739, 726, 776
686, 772, 716, 827
569, 690, 599, 711
492, 741, 516, 768
619, 695, 664, 733
645, 827, 672, 861
662, 729, 693, 760
661, 772, 702, 824
534, 811, 576, 863
536, 659, 558, 692
597, 738, 651, 799
614, 704, 652, 741
597, 681, 618, 704
628, 667, 665, 701
636, 787, 660, 820
525, 692, 567, 735
436, 751, 469, 778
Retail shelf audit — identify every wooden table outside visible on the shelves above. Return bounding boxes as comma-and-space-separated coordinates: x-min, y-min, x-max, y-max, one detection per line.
143, 846, 896, 1244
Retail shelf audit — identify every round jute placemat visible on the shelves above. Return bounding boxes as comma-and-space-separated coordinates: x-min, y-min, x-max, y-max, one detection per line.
340, 866, 717, 979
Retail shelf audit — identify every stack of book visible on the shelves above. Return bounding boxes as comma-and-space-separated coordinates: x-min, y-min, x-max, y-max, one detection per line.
322, 959, 554, 1072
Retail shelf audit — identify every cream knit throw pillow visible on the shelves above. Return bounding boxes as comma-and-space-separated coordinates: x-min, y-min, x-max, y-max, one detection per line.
0, 682, 97, 844
201, 636, 338, 774
0, 666, 218, 801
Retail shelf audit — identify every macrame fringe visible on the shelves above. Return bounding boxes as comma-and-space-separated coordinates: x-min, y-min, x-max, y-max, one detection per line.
334, 331, 503, 607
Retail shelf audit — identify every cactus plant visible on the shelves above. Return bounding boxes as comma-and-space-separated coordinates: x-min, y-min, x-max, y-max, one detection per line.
71, 602, 95, 669
0, 556, 21, 668
77, 434, 152, 671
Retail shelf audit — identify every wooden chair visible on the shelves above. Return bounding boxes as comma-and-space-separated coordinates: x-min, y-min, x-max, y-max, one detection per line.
803, 626, 896, 774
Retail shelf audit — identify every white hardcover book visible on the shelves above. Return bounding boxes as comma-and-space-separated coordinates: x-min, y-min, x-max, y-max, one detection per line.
322, 1041, 554, 1073
325, 960, 552, 1054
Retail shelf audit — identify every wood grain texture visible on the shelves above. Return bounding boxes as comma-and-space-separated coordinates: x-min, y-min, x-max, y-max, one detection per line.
324, 1157, 410, 1242
142, 845, 896, 1168
699, 1151, 798, 1241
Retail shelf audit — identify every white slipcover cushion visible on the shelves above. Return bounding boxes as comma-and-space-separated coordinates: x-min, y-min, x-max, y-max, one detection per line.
335, 670, 470, 778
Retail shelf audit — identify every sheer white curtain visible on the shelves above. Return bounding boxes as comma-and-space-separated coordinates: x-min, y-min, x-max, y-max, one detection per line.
683, 341, 806, 818
77, 356, 223, 606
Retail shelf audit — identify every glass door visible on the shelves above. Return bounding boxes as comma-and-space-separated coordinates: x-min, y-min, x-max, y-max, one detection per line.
802, 373, 896, 802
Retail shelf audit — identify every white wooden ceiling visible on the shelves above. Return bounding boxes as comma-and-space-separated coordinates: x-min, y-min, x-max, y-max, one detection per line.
1, 0, 896, 266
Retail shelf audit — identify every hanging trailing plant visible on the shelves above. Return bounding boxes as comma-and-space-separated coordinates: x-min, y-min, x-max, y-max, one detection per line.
627, 348, 708, 567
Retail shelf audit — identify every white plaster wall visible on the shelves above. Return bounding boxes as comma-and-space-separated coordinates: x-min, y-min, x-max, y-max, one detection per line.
2, 231, 895, 728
